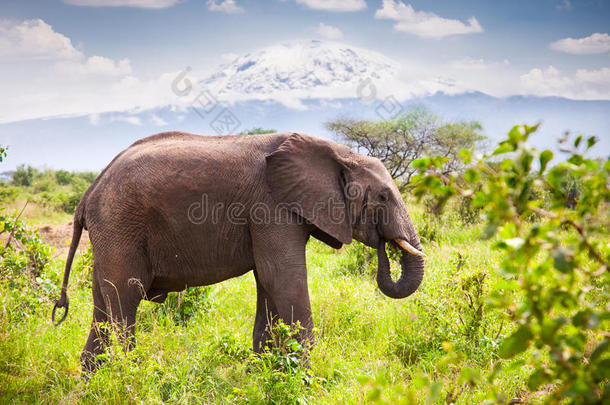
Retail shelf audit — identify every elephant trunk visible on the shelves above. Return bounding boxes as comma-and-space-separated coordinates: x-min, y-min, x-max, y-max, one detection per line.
376, 238, 425, 299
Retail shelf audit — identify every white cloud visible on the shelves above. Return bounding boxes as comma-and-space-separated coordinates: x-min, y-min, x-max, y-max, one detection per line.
56, 56, 132, 76
221, 52, 239, 62
520, 66, 610, 99
549, 33, 610, 55
0, 19, 187, 123
0, 19, 82, 60
450, 57, 510, 70
110, 114, 143, 125
314, 23, 343, 39
150, 114, 168, 126
61, 0, 180, 8
375, 0, 483, 39
575, 67, 610, 86
296, 0, 366, 12
207, 0, 244, 13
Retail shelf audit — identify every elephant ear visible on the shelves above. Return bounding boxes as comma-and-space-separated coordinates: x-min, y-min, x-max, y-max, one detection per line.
266, 133, 353, 245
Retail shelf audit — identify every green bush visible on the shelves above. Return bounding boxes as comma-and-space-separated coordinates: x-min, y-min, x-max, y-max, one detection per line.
411, 125, 610, 404
55, 170, 73, 185
0, 185, 18, 205
0, 212, 56, 322
231, 321, 316, 405
154, 286, 214, 326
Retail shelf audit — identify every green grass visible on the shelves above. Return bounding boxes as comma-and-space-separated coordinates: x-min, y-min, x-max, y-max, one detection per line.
0, 202, 539, 405
1, 187, 605, 404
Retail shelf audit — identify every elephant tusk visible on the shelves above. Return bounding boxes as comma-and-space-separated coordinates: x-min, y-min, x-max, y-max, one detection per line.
394, 239, 427, 258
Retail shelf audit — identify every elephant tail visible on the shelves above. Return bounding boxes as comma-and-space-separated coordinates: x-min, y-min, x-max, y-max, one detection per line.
52, 203, 85, 326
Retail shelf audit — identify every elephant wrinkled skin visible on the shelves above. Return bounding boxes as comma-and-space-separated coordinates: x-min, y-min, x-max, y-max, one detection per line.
52, 131, 425, 372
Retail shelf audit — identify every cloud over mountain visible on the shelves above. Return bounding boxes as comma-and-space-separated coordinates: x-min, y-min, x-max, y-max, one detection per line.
549, 33, 610, 55
375, 0, 483, 39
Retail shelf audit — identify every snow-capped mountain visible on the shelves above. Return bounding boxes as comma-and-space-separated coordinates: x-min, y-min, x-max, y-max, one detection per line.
200, 40, 400, 102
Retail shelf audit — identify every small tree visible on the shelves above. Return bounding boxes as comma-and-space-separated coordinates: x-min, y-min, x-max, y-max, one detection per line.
325, 107, 485, 189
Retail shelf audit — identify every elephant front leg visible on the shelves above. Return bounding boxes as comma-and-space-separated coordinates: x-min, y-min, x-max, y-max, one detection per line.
251, 224, 315, 354
253, 270, 279, 353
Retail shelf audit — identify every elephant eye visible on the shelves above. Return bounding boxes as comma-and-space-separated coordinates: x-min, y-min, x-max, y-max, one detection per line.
379, 192, 388, 202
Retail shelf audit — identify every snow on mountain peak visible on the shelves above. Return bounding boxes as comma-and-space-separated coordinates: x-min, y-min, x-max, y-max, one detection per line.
201, 40, 400, 103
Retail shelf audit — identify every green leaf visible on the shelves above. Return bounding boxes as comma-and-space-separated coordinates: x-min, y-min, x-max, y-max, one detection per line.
539, 150, 553, 174
499, 325, 533, 358
427, 381, 442, 404
507, 125, 524, 144
520, 153, 533, 173
412, 158, 430, 170
527, 368, 550, 391
464, 168, 480, 183
590, 339, 609, 363
540, 317, 565, 343
572, 309, 599, 329
567, 154, 584, 166
493, 141, 514, 155
573, 134, 583, 148
593, 359, 610, 381
552, 247, 574, 273
458, 367, 481, 386
586, 136, 598, 150
458, 148, 472, 164
481, 223, 499, 240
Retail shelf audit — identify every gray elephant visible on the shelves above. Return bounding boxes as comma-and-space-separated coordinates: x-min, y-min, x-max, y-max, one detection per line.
52, 131, 425, 372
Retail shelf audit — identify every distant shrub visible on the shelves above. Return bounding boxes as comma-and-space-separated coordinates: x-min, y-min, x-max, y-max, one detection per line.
457, 194, 481, 224
55, 170, 73, 185
11, 164, 37, 187
241, 127, 277, 135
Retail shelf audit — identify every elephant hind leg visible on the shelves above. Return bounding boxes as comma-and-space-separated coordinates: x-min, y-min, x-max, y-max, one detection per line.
99, 275, 148, 353
81, 277, 110, 373
253, 270, 279, 353
81, 251, 151, 372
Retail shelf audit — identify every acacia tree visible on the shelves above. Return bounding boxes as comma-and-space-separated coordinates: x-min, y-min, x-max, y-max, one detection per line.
325, 108, 485, 189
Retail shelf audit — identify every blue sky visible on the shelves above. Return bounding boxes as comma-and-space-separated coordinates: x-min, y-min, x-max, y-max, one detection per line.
0, 0, 608, 122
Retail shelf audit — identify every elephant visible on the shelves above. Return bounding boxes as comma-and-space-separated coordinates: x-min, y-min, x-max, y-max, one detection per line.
52, 131, 426, 372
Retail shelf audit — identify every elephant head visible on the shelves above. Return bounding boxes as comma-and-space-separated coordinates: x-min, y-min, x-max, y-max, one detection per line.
266, 133, 425, 299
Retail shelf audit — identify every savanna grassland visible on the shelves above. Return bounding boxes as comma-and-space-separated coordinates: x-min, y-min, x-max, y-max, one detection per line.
0, 128, 608, 404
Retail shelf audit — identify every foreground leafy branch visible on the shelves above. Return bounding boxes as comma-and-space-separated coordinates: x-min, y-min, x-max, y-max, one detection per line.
412, 125, 609, 404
